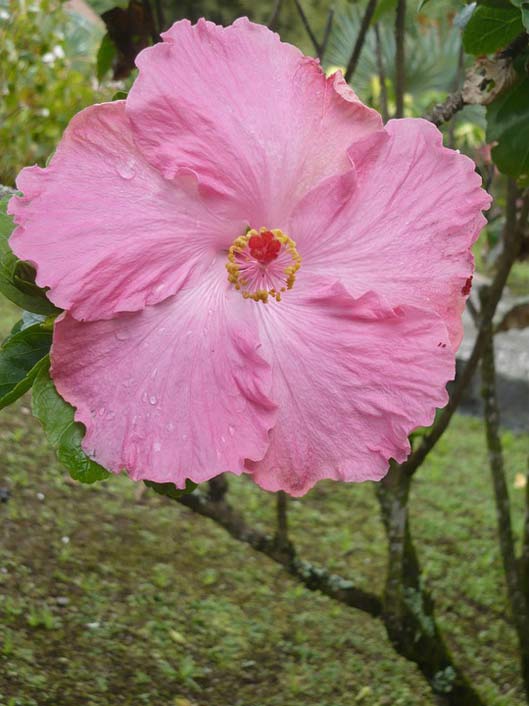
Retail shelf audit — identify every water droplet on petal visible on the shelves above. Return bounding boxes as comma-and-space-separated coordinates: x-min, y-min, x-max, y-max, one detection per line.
115, 330, 129, 341
228, 425, 235, 436
166, 422, 175, 432
149, 395, 158, 405
153, 442, 161, 452
116, 158, 136, 180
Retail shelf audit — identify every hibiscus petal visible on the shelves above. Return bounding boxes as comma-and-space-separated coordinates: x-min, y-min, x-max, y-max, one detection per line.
248, 276, 454, 496
127, 17, 381, 226
9, 101, 243, 321
51, 270, 276, 485
289, 118, 491, 350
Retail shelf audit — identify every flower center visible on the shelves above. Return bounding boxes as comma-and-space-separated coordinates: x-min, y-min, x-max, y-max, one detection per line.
226, 228, 301, 303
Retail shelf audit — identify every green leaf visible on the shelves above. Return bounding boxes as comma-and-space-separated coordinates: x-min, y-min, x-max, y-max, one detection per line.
96, 33, 116, 82
144, 479, 197, 500
0, 323, 52, 409
372, 0, 397, 24
0, 198, 60, 316
32, 363, 111, 483
463, 2, 524, 55
486, 73, 529, 180
112, 90, 128, 101
511, 0, 529, 30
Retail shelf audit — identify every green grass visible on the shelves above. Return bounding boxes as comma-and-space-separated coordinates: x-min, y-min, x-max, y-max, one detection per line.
0, 299, 528, 706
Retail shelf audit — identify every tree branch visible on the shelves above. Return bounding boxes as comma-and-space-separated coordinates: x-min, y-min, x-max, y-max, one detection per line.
480, 290, 529, 696
423, 91, 465, 127
267, 0, 283, 30
377, 467, 486, 704
293, 0, 322, 57
275, 490, 289, 550
401, 188, 529, 477
344, 0, 378, 83
374, 24, 389, 122
208, 474, 229, 502
320, 8, 334, 62
175, 489, 382, 617
394, 0, 406, 118
522, 455, 529, 597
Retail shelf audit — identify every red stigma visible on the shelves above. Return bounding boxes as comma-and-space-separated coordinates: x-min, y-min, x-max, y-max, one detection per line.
461, 276, 473, 296
248, 230, 281, 265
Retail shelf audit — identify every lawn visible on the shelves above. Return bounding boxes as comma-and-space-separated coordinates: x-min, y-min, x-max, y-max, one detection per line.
0, 299, 528, 706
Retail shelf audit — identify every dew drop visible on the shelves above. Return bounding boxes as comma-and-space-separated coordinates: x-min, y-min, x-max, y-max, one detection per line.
153, 442, 161, 453
166, 422, 175, 432
182, 433, 188, 442
228, 425, 235, 436
98, 407, 106, 417
149, 395, 158, 405
116, 158, 136, 180
115, 330, 129, 341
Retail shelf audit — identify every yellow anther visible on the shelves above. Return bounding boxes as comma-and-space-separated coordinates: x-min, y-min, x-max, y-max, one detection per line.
226, 227, 301, 303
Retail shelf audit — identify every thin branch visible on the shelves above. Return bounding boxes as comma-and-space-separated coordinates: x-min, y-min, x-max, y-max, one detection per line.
267, 0, 283, 30
394, 0, 406, 118
320, 8, 335, 62
423, 91, 465, 127
522, 455, 529, 597
374, 24, 389, 122
293, 0, 321, 57
208, 474, 228, 502
344, 0, 378, 83
466, 296, 479, 327
152, 0, 165, 34
275, 491, 289, 550
402, 189, 529, 477
176, 490, 382, 616
376, 467, 486, 704
480, 290, 529, 695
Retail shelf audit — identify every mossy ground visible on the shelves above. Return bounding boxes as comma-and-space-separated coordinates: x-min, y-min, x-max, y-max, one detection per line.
0, 298, 527, 706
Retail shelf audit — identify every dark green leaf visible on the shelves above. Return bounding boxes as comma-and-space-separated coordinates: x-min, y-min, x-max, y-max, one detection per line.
96, 33, 116, 82
511, 0, 529, 31
0, 198, 60, 316
486, 73, 529, 180
463, 2, 524, 54
144, 479, 197, 500
32, 363, 111, 483
9, 311, 48, 336
0, 323, 52, 409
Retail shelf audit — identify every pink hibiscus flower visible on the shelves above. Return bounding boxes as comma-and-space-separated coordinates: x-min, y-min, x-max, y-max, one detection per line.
8, 18, 490, 496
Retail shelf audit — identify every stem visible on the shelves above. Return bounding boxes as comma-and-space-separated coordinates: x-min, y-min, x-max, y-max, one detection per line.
374, 24, 389, 122
480, 289, 529, 697
344, 0, 378, 83
394, 0, 406, 118
402, 188, 529, 477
